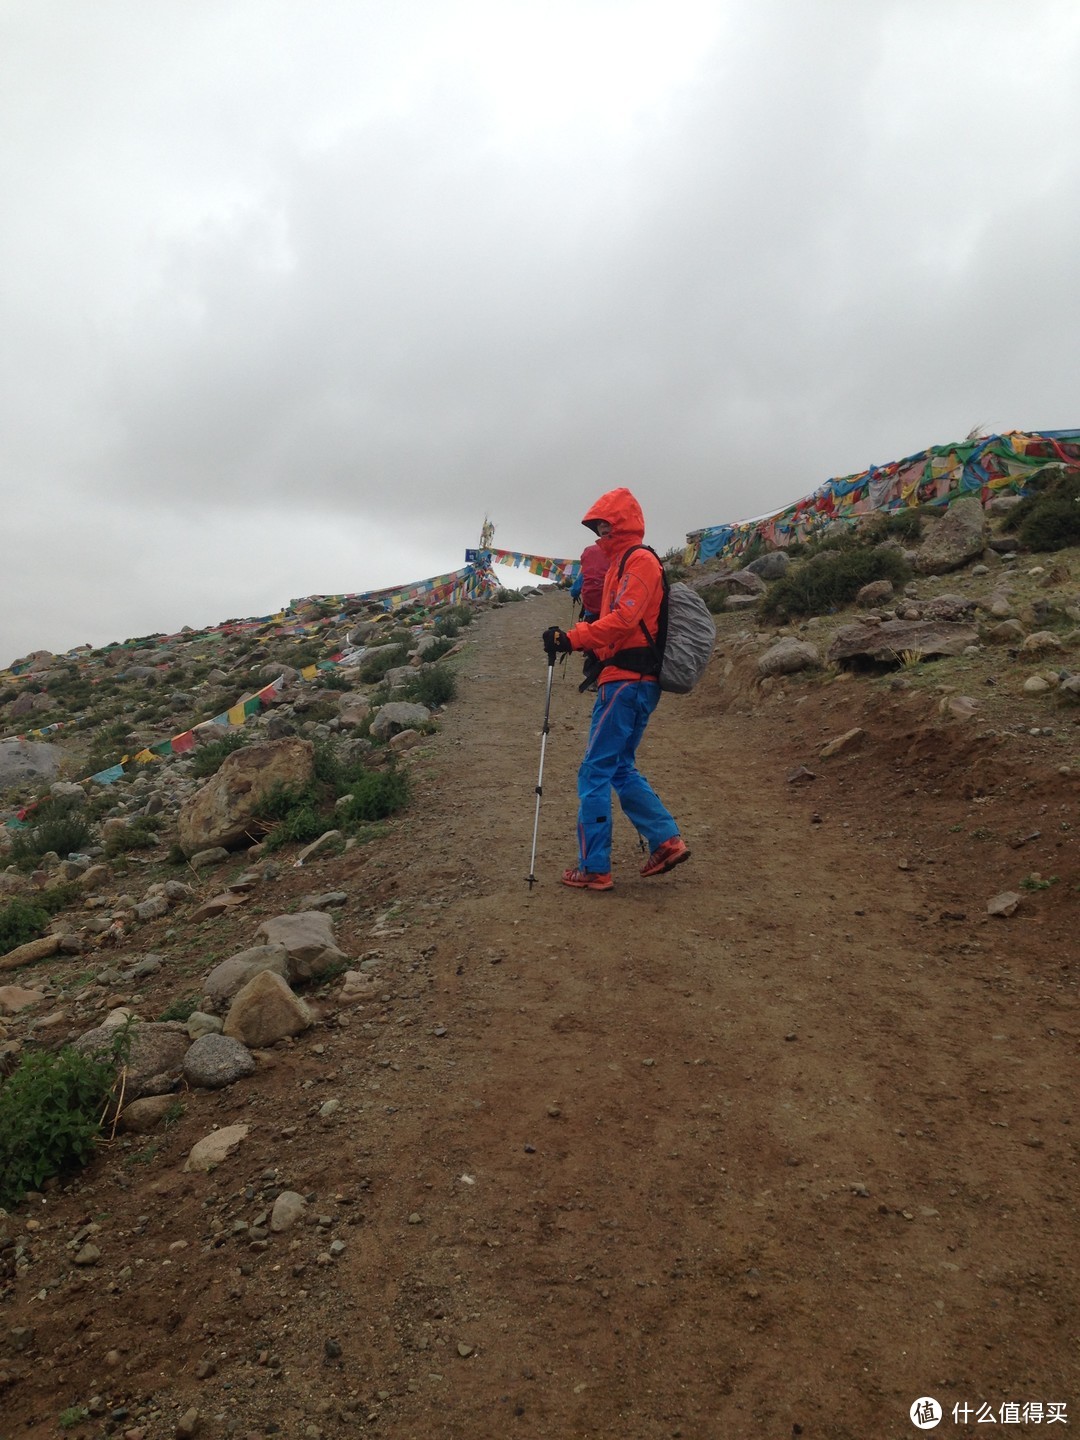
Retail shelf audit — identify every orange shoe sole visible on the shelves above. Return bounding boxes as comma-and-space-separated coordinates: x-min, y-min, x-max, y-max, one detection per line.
640, 840, 691, 878
561, 868, 614, 891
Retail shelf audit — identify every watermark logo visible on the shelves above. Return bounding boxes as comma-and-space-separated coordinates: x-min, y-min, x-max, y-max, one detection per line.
911, 1397, 943, 1429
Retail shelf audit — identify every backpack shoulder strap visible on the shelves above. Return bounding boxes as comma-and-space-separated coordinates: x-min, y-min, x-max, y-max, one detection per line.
613, 544, 668, 658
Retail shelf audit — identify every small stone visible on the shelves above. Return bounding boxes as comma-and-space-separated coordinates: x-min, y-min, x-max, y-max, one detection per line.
457, 1342, 474, 1358
269, 1191, 307, 1233
987, 891, 1022, 918
175, 1407, 201, 1438
407, 1212, 422, 1225
819, 727, 865, 759
74, 1243, 101, 1266
183, 1123, 250, 1173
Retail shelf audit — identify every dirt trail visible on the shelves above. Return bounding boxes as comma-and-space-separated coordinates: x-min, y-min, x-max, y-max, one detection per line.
3, 590, 1078, 1440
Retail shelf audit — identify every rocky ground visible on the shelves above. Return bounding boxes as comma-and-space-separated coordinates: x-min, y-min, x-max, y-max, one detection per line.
1, 538, 1079, 1440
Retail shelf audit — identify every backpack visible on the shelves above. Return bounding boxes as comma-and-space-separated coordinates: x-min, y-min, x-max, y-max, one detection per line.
598, 545, 717, 694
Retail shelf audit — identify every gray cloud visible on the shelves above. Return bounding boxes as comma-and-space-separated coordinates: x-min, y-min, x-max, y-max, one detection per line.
3, 0, 1078, 666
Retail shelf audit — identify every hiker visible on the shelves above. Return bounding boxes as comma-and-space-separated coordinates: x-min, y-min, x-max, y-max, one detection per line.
568, 540, 606, 622
541, 486, 690, 891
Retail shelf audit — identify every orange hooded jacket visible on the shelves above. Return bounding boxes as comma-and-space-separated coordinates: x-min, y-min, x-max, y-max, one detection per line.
565, 487, 664, 686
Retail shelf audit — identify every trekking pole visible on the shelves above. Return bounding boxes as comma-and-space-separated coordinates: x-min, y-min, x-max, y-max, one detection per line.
526, 651, 556, 888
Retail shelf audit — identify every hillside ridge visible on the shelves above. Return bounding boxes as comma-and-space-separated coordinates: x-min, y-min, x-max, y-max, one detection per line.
1, 518, 1079, 1439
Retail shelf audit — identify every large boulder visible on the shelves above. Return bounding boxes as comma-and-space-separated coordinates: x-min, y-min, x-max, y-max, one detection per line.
202, 944, 290, 1005
183, 1032, 256, 1089
717, 569, 766, 595
370, 702, 430, 741
223, 971, 313, 1047
72, 1021, 189, 1099
914, 497, 988, 574
253, 912, 348, 982
757, 638, 821, 677
855, 579, 895, 608
176, 738, 314, 856
827, 619, 979, 668
337, 694, 371, 729
0, 739, 65, 789
744, 551, 790, 581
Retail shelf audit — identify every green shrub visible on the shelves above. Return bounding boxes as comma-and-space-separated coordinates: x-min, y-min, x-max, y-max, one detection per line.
738, 536, 768, 566
8, 797, 91, 868
103, 815, 162, 858
404, 664, 457, 708
311, 738, 345, 787
296, 699, 340, 725
282, 644, 321, 669
1018, 484, 1080, 551
0, 896, 50, 956
760, 546, 912, 623
258, 779, 319, 821
158, 994, 201, 1022
803, 527, 859, 558
191, 732, 248, 777
339, 769, 409, 824
38, 881, 82, 915
869, 512, 927, 544
421, 636, 455, 663
0, 1042, 121, 1208
1001, 467, 1080, 551
262, 803, 330, 850
358, 647, 405, 684
256, 741, 410, 848
435, 604, 474, 634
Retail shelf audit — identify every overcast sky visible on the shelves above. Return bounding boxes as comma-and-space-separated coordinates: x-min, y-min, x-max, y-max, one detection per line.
2, 0, 1078, 667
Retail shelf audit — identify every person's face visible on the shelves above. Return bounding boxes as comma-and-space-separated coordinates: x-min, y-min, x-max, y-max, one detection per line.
596, 520, 612, 538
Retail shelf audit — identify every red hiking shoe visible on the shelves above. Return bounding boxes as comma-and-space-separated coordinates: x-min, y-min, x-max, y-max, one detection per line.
561, 867, 614, 892
640, 836, 691, 878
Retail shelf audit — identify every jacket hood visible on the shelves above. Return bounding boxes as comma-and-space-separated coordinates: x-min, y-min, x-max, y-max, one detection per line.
581, 487, 645, 555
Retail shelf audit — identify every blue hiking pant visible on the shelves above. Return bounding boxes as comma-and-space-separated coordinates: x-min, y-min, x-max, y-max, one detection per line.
577, 679, 679, 874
